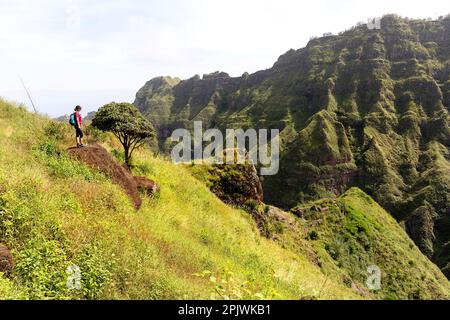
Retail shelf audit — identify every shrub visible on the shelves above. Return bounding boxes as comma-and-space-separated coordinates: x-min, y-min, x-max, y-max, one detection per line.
308, 230, 319, 240
44, 122, 69, 141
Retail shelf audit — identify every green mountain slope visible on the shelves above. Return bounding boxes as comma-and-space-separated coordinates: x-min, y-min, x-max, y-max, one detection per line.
291, 188, 450, 299
134, 14, 450, 276
0, 99, 449, 299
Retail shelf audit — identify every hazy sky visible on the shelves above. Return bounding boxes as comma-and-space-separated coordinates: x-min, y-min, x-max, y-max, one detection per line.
0, 0, 448, 116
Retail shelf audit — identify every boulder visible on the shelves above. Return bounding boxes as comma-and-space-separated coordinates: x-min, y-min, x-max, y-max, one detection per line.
68, 143, 160, 209
208, 163, 263, 206
0, 244, 14, 274
134, 176, 160, 197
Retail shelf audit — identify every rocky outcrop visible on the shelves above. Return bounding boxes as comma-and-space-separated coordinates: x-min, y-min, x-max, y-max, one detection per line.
0, 244, 13, 274
68, 144, 159, 209
188, 162, 263, 207
208, 163, 263, 206
134, 176, 160, 198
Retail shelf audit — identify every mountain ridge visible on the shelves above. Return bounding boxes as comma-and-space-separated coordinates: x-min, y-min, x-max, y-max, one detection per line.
134, 14, 450, 277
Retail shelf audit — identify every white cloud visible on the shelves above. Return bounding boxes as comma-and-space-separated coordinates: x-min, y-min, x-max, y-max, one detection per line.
0, 0, 448, 115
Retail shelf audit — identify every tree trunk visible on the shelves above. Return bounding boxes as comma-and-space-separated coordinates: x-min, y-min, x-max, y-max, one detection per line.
124, 144, 130, 166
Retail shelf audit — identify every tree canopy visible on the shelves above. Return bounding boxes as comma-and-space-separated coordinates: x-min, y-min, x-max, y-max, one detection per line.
92, 102, 155, 165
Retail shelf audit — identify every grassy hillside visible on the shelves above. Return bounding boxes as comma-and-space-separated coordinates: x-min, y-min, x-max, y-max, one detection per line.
187, 163, 450, 299
0, 99, 449, 299
290, 188, 450, 299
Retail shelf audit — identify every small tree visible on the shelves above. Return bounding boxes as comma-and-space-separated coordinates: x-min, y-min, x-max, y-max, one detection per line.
92, 102, 155, 166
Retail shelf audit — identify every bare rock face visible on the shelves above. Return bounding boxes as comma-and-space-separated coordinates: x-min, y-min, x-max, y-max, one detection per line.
0, 244, 14, 274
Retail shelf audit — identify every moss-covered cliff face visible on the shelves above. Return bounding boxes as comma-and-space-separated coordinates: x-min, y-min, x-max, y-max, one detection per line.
134, 15, 450, 275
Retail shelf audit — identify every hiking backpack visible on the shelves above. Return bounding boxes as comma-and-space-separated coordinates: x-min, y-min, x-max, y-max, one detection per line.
69, 113, 76, 126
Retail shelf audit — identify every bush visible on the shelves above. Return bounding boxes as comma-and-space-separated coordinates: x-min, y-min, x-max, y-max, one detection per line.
244, 199, 259, 211
308, 230, 319, 240
44, 122, 68, 141
84, 125, 108, 143
74, 246, 113, 300
0, 276, 25, 299
13, 239, 70, 299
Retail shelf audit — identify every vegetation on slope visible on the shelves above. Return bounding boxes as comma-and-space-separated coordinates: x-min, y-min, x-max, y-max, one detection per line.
0, 99, 359, 299
187, 161, 450, 299
1, 99, 449, 299
290, 188, 450, 299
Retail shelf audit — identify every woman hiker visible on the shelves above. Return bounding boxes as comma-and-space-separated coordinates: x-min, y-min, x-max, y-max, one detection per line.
70, 105, 85, 147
